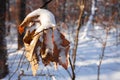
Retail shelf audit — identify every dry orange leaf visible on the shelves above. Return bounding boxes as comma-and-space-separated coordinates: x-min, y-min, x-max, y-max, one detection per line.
18, 26, 24, 34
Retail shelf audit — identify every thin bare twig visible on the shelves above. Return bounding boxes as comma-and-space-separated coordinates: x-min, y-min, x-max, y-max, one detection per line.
71, 0, 85, 80
66, 69, 72, 79
18, 72, 55, 80
72, 0, 85, 69
69, 57, 75, 79
40, 0, 53, 8
21, 73, 54, 77
9, 51, 19, 68
8, 49, 25, 80
97, 27, 109, 80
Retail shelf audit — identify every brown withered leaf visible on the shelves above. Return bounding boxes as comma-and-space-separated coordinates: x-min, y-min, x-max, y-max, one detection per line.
40, 30, 55, 66
59, 32, 70, 69
23, 30, 40, 76
57, 32, 70, 69
25, 51, 39, 76
39, 29, 70, 69
23, 28, 70, 76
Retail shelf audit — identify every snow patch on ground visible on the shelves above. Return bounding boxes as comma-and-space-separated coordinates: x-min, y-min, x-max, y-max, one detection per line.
3, 25, 120, 80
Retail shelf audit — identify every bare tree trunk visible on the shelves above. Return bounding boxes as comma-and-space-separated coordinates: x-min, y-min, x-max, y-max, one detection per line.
0, 0, 9, 78
16, 0, 26, 50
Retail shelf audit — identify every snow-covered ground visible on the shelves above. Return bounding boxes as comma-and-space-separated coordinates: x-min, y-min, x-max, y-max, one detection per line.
3, 25, 120, 80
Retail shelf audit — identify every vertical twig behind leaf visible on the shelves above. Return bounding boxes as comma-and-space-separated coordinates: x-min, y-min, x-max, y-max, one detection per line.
70, 0, 85, 80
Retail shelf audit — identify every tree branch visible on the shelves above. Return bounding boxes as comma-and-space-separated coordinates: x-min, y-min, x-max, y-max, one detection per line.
71, 0, 85, 80
8, 49, 25, 80
97, 27, 109, 80
40, 0, 53, 8
72, 0, 85, 71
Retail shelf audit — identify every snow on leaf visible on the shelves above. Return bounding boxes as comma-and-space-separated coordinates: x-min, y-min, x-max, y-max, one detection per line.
20, 8, 70, 75
45, 29, 54, 53
53, 29, 70, 69
59, 33, 70, 69
23, 28, 70, 75
19, 8, 56, 34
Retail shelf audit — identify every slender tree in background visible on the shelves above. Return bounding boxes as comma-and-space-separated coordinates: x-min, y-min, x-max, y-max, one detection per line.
62, 0, 66, 22
0, 0, 9, 79
6, 0, 11, 35
16, 0, 26, 49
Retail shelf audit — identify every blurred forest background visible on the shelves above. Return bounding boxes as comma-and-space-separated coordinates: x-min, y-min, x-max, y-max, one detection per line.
0, 0, 120, 80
